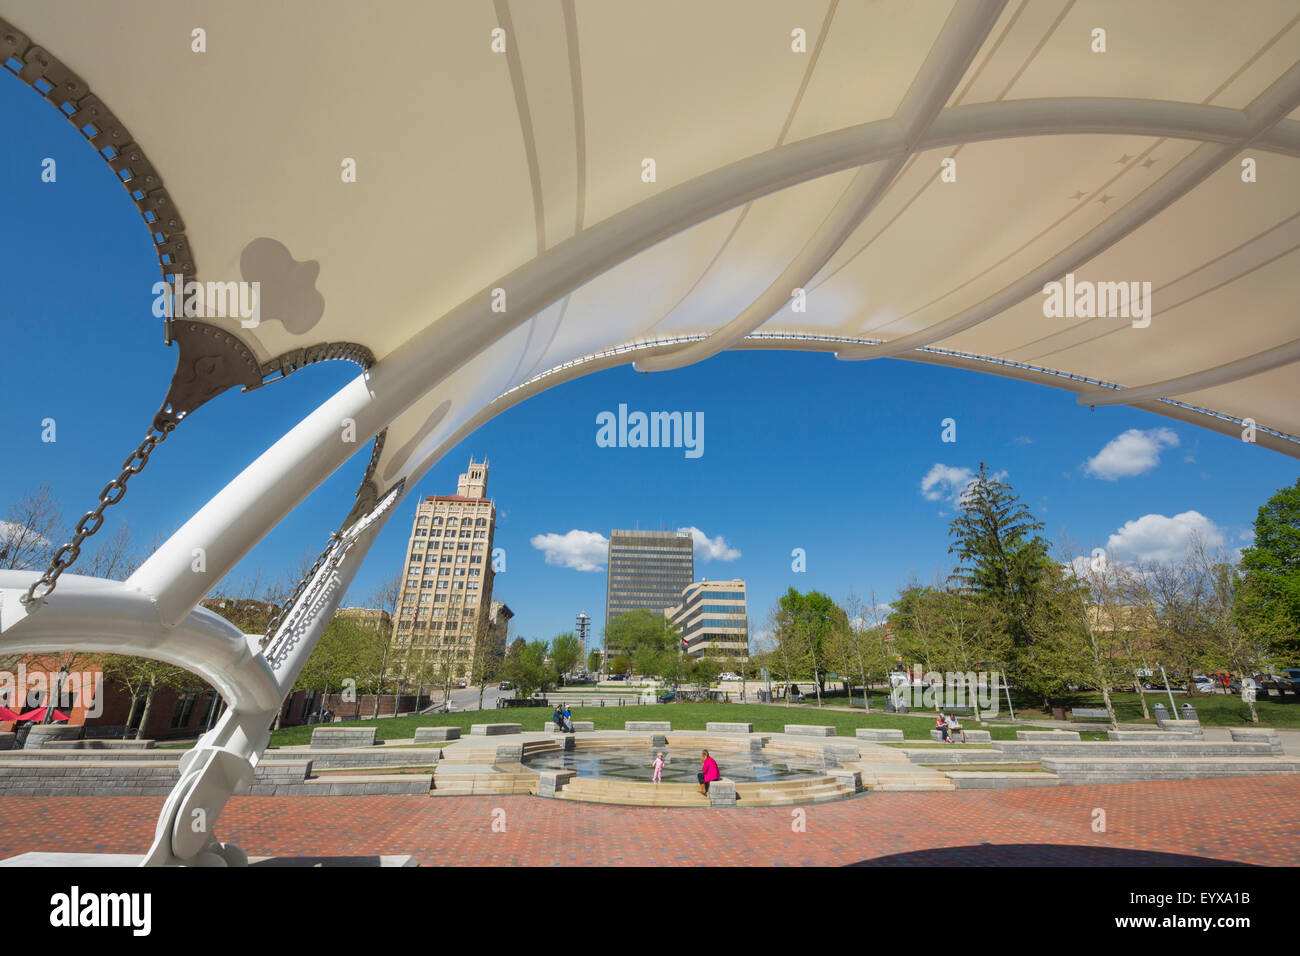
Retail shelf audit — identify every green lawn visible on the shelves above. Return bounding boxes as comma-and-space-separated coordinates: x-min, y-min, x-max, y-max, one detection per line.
1008, 691, 1300, 728
267, 702, 1031, 746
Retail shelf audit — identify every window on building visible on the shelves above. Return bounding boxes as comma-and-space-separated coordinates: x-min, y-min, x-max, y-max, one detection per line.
170, 690, 200, 729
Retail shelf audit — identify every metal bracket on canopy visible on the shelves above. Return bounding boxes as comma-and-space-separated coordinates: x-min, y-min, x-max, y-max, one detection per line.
152, 320, 265, 431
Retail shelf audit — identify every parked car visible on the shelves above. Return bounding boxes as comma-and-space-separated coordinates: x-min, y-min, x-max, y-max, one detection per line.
657, 691, 676, 703
455, 680, 467, 689
498, 681, 513, 691
1281, 668, 1300, 689
719, 672, 742, 681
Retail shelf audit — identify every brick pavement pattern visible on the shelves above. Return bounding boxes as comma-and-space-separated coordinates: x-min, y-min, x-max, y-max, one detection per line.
0, 778, 1296, 866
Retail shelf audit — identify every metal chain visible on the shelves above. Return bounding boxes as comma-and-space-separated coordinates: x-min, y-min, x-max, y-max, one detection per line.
21, 422, 176, 607
260, 532, 343, 652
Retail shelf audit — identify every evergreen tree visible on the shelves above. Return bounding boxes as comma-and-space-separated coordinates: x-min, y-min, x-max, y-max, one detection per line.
947, 463, 1052, 648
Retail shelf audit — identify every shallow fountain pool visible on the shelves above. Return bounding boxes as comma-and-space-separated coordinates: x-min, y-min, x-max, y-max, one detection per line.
522, 745, 831, 783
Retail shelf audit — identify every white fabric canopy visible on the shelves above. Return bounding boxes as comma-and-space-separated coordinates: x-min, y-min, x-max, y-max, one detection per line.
5, 0, 1300, 493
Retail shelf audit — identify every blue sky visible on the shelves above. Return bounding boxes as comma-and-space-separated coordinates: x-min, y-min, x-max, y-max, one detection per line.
3, 72, 1297, 650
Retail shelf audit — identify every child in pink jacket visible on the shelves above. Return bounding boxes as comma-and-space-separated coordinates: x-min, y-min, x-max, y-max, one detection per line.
652, 751, 664, 784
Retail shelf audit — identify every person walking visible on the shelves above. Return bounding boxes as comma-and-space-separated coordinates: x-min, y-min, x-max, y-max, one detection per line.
697, 749, 720, 796
652, 751, 665, 784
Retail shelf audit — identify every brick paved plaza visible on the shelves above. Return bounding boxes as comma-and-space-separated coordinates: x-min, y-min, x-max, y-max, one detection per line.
1, 777, 1296, 866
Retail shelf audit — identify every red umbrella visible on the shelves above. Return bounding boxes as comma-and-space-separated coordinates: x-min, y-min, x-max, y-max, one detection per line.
0, 706, 21, 722
16, 706, 70, 722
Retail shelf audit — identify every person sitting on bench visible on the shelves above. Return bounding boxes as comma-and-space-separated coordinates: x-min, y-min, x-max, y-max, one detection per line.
935, 711, 950, 742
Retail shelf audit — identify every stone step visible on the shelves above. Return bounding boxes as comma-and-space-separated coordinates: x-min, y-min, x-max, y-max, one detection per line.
994, 741, 1273, 758
1041, 756, 1300, 784
944, 771, 1060, 790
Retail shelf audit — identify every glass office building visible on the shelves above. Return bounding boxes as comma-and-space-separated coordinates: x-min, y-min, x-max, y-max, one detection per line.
666, 580, 749, 659
604, 530, 695, 647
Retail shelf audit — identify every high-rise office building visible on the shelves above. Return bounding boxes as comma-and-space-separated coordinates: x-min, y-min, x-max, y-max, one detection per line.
390, 459, 500, 681
665, 579, 749, 659
604, 529, 694, 651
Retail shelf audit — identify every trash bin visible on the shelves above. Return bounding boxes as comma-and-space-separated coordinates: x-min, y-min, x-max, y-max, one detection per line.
1180, 703, 1197, 721
1051, 706, 1066, 721
1153, 703, 1169, 722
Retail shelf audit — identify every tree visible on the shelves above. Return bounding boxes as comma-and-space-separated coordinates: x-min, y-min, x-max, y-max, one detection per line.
550, 633, 581, 684
774, 588, 847, 705
0, 485, 62, 572
947, 463, 1052, 649
1239, 478, 1300, 663
586, 649, 602, 675
609, 653, 631, 676
502, 640, 554, 700
100, 655, 189, 738
605, 609, 679, 666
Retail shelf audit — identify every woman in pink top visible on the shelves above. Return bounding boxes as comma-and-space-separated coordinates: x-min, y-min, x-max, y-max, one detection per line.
697, 749, 720, 795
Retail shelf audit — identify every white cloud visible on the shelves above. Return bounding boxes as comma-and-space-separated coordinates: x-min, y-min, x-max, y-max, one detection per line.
1103, 510, 1224, 565
920, 464, 1006, 506
529, 530, 608, 572
678, 526, 740, 563
1083, 428, 1179, 480
1013, 435, 1033, 446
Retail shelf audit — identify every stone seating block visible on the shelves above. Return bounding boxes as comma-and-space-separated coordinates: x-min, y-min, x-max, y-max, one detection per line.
1016, 730, 1081, 741
1228, 728, 1282, 752
469, 723, 522, 736
541, 721, 595, 733
784, 725, 836, 736
625, 721, 671, 732
0, 733, 15, 751
706, 722, 754, 734
537, 770, 575, 797
828, 768, 862, 792
23, 726, 81, 750
310, 727, 376, 749
707, 778, 737, 807
855, 728, 904, 742
930, 729, 991, 743
1157, 718, 1202, 731
413, 726, 461, 742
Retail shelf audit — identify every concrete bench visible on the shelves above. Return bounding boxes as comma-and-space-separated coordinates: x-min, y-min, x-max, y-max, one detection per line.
0, 733, 15, 751
1108, 729, 1203, 741
542, 721, 595, 733
41, 739, 156, 750
413, 726, 461, 743
1228, 727, 1282, 752
625, 721, 671, 732
707, 778, 737, 807
470, 723, 522, 736
1070, 708, 1110, 720
783, 725, 836, 737
855, 728, 904, 742
23, 726, 81, 749
537, 769, 575, 797
1016, 730, 1081, 742
1157, 718, 1202, 732
706, 722, 754, 734
310, 727, 377, 748
931, 728, 991, 743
